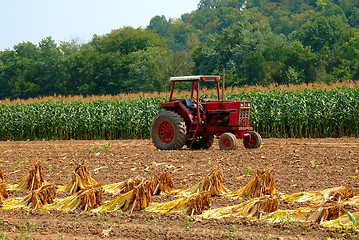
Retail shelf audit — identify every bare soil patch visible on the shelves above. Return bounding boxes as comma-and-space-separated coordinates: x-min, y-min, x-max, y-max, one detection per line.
0, 138, 359, 239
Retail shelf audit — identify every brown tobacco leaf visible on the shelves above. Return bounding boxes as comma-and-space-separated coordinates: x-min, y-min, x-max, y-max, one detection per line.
174, 166, 230, 196
145, 192, 212, 216
283, 186, 354, 203
0, 182, 8, 205
150, 172, 175, 195
103, 172, 175, 196
78, 186, 103, 211
95, 182, 151, 212
58, 161, 98, 194
0, 167, 5, 183
103, 178, 143, 195
3, 184, 56, 210
184, 192, 212, 216
200, 195, 279, 219
44, 185, 103, 211
263, 200, 345, 224
229, 169, 276, 198
8, 162, 47, 191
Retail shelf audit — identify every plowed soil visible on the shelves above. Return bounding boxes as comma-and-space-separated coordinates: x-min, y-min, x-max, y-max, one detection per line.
0, 138, 359, 239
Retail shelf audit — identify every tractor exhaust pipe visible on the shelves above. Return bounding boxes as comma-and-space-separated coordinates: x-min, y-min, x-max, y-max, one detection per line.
222, 66, 225, 101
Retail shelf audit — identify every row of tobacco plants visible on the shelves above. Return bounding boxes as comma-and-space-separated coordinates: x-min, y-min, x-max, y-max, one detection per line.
0, 86, 358, 140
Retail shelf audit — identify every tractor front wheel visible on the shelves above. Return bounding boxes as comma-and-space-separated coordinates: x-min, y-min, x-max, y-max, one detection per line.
243, 131, 262, 149
219, 132, 238, 150
151, 111, 187, 150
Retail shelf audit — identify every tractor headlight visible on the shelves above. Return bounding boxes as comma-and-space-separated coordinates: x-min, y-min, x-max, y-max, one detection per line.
241, 103, 244, 107
247, 102, 251, 107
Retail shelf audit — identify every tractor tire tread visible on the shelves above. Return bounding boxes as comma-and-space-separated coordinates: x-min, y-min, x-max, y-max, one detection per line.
151, 111, 187, 150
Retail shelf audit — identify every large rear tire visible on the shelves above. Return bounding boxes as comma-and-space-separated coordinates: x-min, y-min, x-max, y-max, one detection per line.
243, 131, 262, 149
186, 135, 215, 150
151, 111, 187, 150
219, 132, 238, 150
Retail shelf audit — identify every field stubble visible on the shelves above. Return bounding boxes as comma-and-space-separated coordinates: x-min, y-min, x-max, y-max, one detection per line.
0, 138, 358, 239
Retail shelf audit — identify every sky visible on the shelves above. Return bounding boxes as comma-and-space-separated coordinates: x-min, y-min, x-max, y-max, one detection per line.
0, 0, 199, 51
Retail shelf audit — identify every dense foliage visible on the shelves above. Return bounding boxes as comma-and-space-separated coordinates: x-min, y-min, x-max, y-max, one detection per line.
1, 0, 359, 99
0, 87, 358, 140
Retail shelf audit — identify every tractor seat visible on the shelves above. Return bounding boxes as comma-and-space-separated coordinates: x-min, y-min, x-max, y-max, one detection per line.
184, 99, 197, 109
184, 99, 205, 114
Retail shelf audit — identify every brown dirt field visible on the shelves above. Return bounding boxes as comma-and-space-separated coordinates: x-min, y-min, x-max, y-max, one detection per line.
0, 138, 359, 239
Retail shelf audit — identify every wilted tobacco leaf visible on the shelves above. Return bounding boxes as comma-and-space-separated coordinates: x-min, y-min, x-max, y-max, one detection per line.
44, 185, 103, 211
94, 181, 151, 212
57, 161, 98, 194
282, 186, 354, 203
228, 169, 276, 198
200, 195, 278, 219
3, 184, 56, 209
145, 192, 211, 216
7, 162, 47, 191
174, 166, 230, 197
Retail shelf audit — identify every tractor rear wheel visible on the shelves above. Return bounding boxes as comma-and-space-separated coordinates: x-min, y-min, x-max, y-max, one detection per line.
219, 132, 238, 150
243, 131, 262, 149
151, 111, 187, 150
186, 135, 215, 150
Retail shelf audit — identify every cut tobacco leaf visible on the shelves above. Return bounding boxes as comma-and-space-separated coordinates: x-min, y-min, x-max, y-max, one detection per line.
102, 172, 174, 196
262, 201, 345, 224
322, 212, 359, 228
228, 169, 276, 198
7, 162, 47, 191
174, 166, 230, 197
3, 184, 56, 209
145, 192, 211, 216
282, 186, 354, 203
44, 185, 103, 211
0, 182, 8, 205
103, 178, 143, 195
200, 195, 279, 219
94, 181, 151, 213
0, 167, 5, 183
57, 161, 99, 194
149, 172, 175, 195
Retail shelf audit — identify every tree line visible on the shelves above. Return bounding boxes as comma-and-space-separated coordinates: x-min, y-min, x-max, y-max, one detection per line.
1, 0, 358, 99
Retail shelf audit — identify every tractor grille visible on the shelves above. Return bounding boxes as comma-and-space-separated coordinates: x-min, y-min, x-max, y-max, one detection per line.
239, 108, 251, 127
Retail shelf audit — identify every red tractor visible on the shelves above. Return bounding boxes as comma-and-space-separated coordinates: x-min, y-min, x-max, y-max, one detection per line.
151, 75, 261, 150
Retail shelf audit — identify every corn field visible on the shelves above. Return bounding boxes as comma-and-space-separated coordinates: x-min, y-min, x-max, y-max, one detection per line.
228, 86, 359, 138
0, 97, 164, 140
0, 87, 358, 140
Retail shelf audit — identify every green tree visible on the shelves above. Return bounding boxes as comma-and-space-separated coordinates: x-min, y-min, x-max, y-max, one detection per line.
192, 21, 287, 85
91, 27, 167, 54
38, 37, 65, 96
292, 15, 351, 51
125, 47, 169, 92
